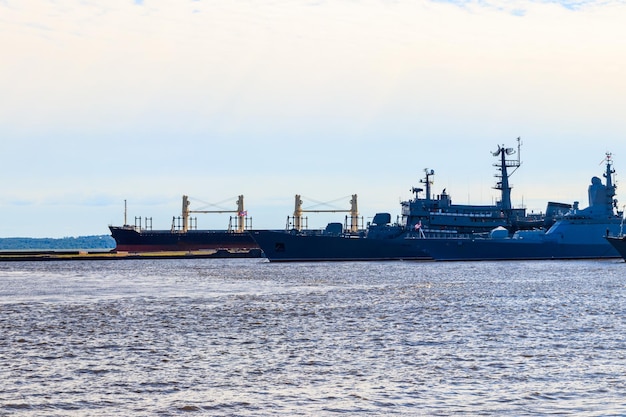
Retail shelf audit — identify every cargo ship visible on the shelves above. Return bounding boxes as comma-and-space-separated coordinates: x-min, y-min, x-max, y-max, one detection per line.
252, 139, 578, 262
109, 195, 261, 256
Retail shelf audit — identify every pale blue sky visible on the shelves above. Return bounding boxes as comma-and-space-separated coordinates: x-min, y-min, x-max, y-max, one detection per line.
1, 0, 625, 237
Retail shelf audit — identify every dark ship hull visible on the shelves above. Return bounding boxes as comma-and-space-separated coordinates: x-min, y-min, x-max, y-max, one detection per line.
250, 230, 431, 262
109, 226, 261, 256
252, 223, 621, 262
606, 235, 626, 261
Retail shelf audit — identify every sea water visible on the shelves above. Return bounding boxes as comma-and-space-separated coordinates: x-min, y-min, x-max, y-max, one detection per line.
1, 258, 625, 416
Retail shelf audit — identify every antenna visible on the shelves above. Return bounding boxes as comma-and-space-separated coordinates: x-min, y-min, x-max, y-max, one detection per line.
600, 152, 613, 165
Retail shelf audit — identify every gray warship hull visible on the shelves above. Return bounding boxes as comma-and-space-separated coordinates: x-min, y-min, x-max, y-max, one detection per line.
605, 235, 626, 261
421, 231, 621, 261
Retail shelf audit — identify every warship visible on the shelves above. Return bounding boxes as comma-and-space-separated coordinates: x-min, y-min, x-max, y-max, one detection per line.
420, 153, 623, 261
252, 140, 565, 262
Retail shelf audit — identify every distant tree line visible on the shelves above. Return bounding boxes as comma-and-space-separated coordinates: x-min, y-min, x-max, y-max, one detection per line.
0, 235, 116, 250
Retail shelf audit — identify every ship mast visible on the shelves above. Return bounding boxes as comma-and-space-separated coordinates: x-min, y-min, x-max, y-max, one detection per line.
422, 169, 434, 202
492, 137, 522, 212
411, 169, 434, 201
603, 152, 618, 212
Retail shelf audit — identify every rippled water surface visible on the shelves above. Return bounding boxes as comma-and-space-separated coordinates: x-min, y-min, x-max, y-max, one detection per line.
1, 258, 626, 416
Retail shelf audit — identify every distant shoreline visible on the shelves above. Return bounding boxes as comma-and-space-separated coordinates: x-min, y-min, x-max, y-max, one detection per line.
0, 235, 264, 260
0, 235, 115, 251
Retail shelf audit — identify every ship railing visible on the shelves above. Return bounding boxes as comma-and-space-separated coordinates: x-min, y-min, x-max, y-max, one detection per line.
501, 160, 521, 168
121, 224, 142, 232
430, 211, 502, 218
134, 216, 152, 231
405, 229, 477, 240
228, 215, 253, 232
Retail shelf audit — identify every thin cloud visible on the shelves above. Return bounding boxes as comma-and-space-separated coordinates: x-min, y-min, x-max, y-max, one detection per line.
433, 0, 623, 13
1, 0, 625, 237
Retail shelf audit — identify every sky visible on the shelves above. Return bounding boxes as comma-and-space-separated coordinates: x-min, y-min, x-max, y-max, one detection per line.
1, 0, 626, 238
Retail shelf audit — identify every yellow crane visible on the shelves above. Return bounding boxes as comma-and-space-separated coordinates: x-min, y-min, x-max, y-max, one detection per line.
180, 195, 247, 233
292, 194, 359, 233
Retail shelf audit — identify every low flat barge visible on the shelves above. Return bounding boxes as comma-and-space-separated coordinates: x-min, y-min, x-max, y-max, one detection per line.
0, 248, 262, 262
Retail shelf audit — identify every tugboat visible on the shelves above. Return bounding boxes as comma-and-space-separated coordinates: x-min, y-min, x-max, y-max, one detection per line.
251, 139, 553, 262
